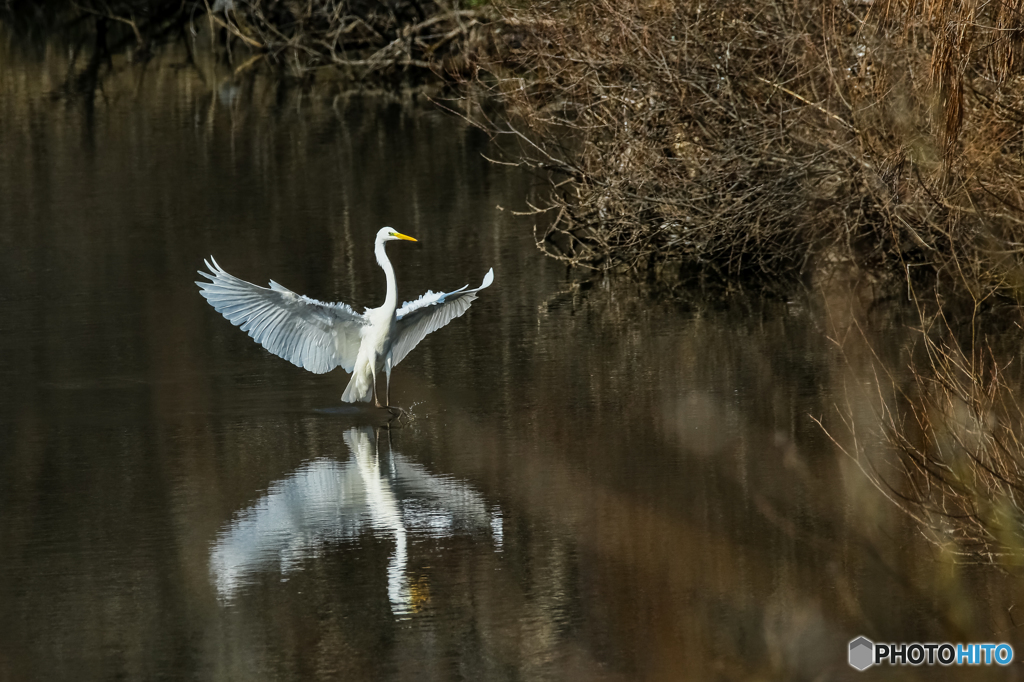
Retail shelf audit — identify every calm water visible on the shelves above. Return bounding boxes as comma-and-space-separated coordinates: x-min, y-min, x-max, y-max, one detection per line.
1, 37, 1022, 682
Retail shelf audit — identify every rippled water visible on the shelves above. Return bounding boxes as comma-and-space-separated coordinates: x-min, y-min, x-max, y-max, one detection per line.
1, 36, 1021, 682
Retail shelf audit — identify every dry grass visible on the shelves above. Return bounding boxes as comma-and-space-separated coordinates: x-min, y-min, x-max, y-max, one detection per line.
471, 0, 1024, 292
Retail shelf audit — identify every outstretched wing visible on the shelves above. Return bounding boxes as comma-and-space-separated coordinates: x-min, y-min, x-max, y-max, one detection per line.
197, 257, 367, 374
390, 268, 494, 367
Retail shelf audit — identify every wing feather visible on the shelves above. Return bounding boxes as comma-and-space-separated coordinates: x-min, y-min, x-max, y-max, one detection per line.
390, 268, 494, 367
262, 310, 289, 355
197, 257, 367, 374
264, 311, 296, 361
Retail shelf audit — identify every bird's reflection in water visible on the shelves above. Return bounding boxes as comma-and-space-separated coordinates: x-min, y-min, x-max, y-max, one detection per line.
210, 426, 497, 616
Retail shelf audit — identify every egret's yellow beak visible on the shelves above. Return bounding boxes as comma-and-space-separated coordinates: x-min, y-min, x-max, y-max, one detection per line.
392, 231, 418, 242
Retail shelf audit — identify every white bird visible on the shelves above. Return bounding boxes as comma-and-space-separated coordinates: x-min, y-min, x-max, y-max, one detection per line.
197, 227, 494, 407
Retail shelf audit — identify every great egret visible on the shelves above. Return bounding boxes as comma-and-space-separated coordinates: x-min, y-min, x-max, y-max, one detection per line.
197, 227, 494, 407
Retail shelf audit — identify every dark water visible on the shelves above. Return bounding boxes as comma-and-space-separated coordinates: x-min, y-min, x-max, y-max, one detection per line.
1, 39, 1022, 682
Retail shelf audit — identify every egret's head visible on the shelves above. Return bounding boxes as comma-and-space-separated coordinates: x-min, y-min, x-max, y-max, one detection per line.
377, 226, 418, 243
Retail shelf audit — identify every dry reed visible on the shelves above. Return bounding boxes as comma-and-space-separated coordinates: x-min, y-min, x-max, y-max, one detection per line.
472, 0, 1024, 293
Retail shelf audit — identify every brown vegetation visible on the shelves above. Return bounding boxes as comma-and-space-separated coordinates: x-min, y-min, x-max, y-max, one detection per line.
826, 292, 1024, 564
477, 0, 1024, 292
1, 0, 494, 84
192, 0, 496, 78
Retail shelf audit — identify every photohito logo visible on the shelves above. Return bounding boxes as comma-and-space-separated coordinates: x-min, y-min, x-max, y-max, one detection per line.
848, 636, 1013, 670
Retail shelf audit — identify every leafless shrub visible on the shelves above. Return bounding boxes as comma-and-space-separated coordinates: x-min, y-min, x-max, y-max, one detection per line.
198, 0, 496, 78
826, 295, 1024, 563
474, 0, 1024, 289
2, 0, 497, 83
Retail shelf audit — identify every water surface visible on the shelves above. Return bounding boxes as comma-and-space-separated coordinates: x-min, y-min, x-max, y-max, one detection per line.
1, 37, 1021, 681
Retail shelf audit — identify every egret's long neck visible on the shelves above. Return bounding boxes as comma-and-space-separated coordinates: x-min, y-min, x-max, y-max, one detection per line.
375, 239, 398, 313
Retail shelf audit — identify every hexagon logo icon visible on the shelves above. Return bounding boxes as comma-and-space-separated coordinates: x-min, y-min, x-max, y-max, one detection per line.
849, 636, 874, 671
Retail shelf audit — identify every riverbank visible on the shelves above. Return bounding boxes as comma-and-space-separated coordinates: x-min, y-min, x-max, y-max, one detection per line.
477, 0, 1024, 302
469, 0, 1024, 568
